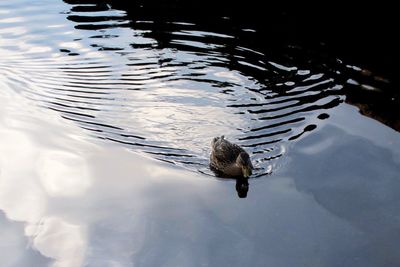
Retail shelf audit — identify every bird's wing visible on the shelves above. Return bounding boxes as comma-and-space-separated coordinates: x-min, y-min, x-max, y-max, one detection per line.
212, 138, 244, 164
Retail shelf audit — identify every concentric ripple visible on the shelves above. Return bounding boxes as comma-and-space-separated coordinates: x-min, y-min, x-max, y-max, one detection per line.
0, 0, 391, 177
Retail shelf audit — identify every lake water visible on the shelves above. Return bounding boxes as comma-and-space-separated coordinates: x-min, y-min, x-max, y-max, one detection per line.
1, 1, 400, 266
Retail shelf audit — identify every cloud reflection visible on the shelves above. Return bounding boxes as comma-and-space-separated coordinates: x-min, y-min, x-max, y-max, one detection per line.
0, 90, 92, 266
0, 88, 218, 267
38, 151, 90, 197
26, 217, 87, 267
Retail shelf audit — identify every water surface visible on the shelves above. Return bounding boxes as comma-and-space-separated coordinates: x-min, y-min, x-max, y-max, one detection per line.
1, 0, 400, 266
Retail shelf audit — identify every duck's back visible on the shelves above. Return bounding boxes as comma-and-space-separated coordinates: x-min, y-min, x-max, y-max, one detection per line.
210, 136, 244, 170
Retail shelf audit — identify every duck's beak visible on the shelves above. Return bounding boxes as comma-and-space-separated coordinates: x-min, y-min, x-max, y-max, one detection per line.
242, 166, 252, 178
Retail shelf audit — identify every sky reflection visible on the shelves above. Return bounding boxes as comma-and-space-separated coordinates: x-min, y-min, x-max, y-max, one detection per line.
0, 88, 218, 267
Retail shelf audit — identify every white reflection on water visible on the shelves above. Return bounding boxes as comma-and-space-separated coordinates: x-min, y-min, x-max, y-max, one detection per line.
0, 86, 217, 267
25, 217, 87, 267
0, 0, 251, 159
0, 89, 90, 266
38, 152, 90, 197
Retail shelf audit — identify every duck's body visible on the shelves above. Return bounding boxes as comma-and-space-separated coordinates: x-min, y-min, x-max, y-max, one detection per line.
210, 136, 253, 177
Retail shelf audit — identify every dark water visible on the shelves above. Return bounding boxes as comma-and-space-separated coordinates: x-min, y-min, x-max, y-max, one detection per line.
1, 1, 400, 266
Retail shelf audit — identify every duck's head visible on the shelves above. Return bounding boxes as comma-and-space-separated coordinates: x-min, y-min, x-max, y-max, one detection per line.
236, 152, 253, 178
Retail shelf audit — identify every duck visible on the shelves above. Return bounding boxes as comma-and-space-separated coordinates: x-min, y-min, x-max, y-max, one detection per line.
210, 136, 253, 178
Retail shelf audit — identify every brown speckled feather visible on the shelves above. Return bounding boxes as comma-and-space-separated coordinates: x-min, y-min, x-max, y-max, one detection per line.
210, 136, 245, 175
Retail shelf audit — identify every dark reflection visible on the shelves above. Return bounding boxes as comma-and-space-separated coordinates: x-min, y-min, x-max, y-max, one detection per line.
210, 165, 250, 198
342, 69, 400, 131
235, 178, 249, 198
289, 124, 317, 141
317, 113, 330, 120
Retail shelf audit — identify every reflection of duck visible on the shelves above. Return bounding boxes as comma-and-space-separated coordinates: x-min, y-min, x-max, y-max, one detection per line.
236, 178, 249, 198
210, 136, 253, 178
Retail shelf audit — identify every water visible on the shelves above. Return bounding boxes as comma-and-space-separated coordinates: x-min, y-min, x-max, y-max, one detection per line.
0, 0, 351, 175
1, 1, 400, 266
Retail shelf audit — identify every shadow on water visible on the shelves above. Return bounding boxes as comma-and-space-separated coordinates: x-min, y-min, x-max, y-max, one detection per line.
1, 0, 398, 182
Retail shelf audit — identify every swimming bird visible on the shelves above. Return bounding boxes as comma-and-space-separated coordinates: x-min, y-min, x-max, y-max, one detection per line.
210, 136, 253, 178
